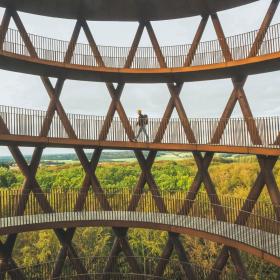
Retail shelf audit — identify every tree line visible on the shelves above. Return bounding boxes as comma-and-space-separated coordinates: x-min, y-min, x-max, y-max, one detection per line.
0, 156, 279, 278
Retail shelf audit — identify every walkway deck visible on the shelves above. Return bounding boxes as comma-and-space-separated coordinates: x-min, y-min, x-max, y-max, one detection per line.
0, 190, 279, 267
2, 257, 229, 280
0, 211, 279, 266
1, 22, 280, 82
0, 106, 279, 155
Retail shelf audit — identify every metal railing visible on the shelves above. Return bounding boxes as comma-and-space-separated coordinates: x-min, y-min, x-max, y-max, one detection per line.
0, 189, 279, 260
2, 256, 233, 280
0, 189, 277, 230
0, 189, 274, 215
0, 105, 279, 148
1, 22, 280, 69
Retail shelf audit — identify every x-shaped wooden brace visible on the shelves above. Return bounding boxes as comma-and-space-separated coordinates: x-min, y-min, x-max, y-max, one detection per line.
139, 17, 209, 279
84, 19, 201, 275
208, 155, 280, 279
51, 20, 146, 278
155, 153, 248, 279
0, 8, 56, 278
0, 10, 94, 279
126, 13, 209, 212
81, 20, 173, 276
0, 229, 23, 279
1, 9, 131, 278
0, 3, 278, 278
144, 15, 252, 279
0, 102, 92, 279
0, 10, 25, 279
102, 17, 216, 279
208, 2, 280, 277
211, 0, 280, 145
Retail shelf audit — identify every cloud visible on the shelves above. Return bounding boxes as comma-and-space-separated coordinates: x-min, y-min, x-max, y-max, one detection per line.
0, 0, 279, 156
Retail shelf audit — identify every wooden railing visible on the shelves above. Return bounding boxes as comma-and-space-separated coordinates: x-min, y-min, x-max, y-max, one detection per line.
0, 105, 279, 148
1, 22, 280, 69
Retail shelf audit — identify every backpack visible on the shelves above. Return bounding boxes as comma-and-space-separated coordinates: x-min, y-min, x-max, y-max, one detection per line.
142, 114, 148, 125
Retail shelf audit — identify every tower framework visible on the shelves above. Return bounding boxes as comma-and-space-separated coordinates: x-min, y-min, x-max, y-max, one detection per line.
0, 0, 279, 279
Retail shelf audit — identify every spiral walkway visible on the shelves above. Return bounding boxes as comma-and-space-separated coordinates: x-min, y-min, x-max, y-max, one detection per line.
0, 21, 280, 82
0, 105, 279, 156
1, 211, 279, 267
2, 256, 233, 280
0, 190, 279, 267
1, 1, 280, 279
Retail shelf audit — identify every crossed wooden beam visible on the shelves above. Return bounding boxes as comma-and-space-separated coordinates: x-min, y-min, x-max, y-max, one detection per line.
0, 2, 280, 279
208, 1, 280, 278
142, 15, 246, 280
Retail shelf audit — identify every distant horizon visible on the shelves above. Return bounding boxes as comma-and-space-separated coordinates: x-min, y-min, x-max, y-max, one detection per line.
0, 149, 136, 157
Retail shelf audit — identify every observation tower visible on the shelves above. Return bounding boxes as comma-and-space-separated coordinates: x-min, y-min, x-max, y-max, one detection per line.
0, 0, 279, 279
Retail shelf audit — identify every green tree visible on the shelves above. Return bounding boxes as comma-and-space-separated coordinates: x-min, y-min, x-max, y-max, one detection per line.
0, 167, 17, 188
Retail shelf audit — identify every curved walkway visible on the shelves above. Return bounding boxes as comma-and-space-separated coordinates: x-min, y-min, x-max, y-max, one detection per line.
2, 51, 280, 83
1, 211, 279, 266
2, 257, 230, 280
0, 105, 280, 156
1, 22, 280, 82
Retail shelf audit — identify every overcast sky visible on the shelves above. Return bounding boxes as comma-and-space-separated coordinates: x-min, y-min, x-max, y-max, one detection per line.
0, 0, 280, 156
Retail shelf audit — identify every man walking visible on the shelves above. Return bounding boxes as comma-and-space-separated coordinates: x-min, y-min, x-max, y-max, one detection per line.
134, 109, 149, 142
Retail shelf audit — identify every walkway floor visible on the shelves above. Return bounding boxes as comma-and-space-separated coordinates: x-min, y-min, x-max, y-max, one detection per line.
1, 211, 279, 260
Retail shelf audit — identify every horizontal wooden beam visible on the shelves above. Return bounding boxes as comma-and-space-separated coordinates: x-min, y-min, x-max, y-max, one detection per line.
0, 134, 279, 156
1, 51, 280, 83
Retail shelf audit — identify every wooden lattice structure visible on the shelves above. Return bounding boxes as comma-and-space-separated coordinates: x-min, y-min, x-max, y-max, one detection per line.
0, 0, 280, 279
